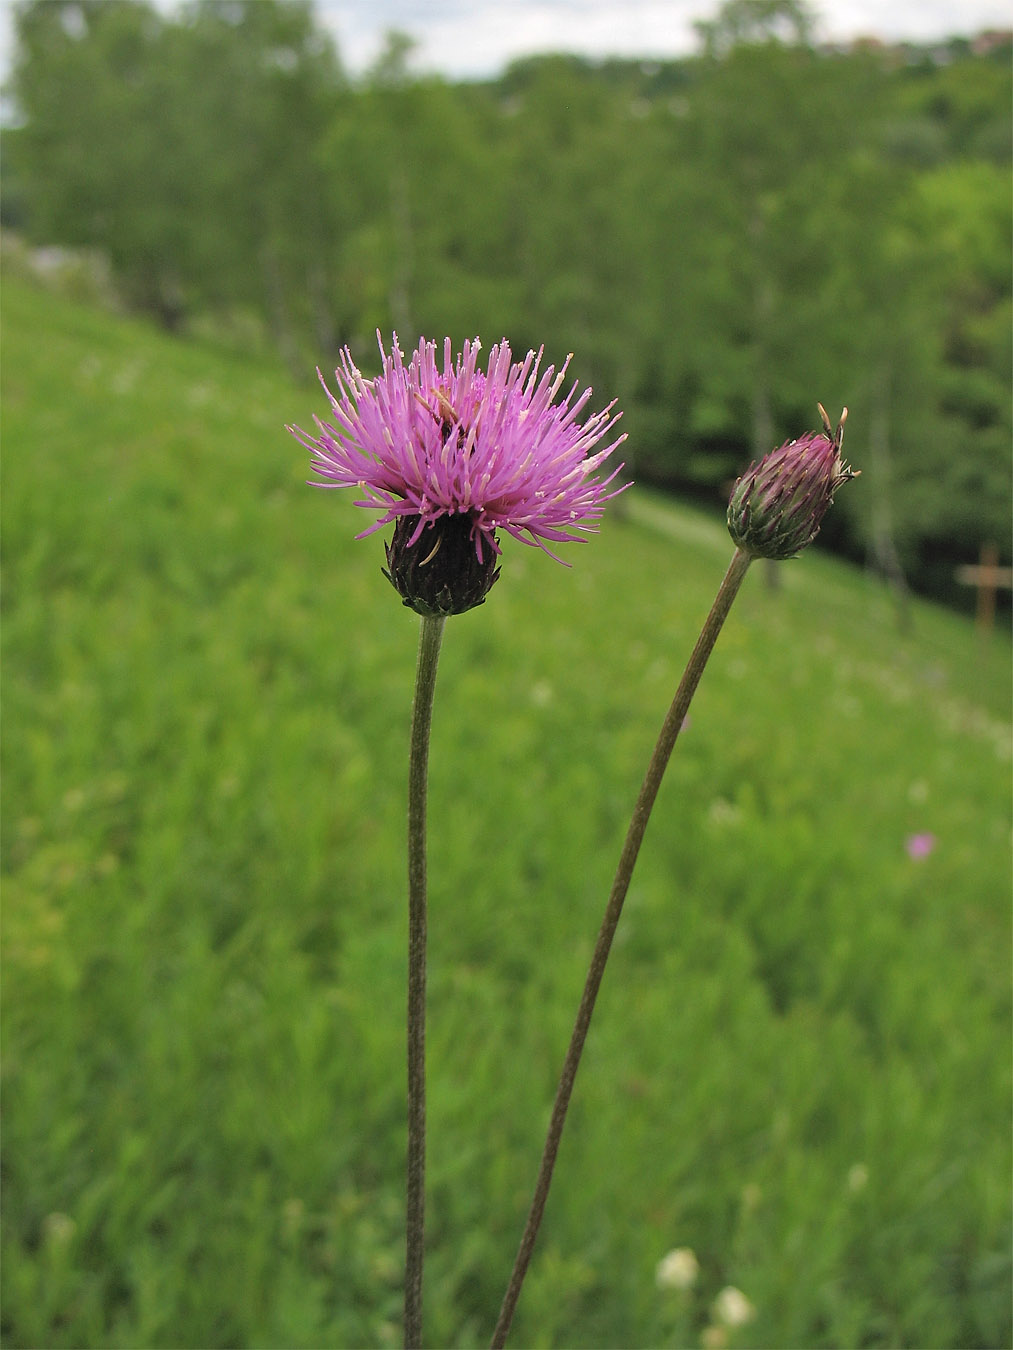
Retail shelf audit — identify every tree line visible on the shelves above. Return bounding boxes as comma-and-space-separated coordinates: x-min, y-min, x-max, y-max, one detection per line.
4, 0, 1010, 608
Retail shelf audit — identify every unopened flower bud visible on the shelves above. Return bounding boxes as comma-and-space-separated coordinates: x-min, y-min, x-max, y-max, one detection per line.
383, 513, 501, 616
727, 405, 857, 560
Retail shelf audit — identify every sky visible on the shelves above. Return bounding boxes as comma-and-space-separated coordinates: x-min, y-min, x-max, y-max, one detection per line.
314, 0, 1013, 78
0, 0, 1010, 85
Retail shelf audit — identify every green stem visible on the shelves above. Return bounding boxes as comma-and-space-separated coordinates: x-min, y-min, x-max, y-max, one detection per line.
490, 548, 753, 1349
405, 612, 446, 1350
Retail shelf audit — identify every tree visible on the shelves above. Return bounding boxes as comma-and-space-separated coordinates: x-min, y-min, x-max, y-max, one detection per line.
9, 0, 185, 324
9, 0, 344, 350
694, 0, 816, 58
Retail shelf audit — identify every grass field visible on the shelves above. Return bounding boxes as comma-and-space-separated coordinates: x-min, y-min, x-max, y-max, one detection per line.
2, 275, 1010, 1349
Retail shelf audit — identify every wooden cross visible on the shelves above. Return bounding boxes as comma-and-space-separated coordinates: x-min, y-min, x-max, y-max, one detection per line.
955, 543, 1013, 634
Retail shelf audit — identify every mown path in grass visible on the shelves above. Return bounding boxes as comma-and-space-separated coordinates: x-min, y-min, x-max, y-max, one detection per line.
2, 275, 1010, 1350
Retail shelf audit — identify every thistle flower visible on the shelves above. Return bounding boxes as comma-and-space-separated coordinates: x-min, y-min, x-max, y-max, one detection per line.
727, 404, 857, 561
289, 333, 626, 616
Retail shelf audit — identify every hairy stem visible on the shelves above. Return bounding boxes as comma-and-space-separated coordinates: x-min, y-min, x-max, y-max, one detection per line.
490, 548, 753, 1348
405, 613, 446, 1349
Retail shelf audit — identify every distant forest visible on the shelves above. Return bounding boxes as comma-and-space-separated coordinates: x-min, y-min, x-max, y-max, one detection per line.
4, 0, 1010, 608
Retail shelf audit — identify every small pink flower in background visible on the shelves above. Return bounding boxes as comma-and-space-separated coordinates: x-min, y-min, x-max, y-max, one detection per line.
905, 832, 936, 861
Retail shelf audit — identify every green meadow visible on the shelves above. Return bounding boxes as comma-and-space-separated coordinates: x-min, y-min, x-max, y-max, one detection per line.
3, 276, 1010, 1349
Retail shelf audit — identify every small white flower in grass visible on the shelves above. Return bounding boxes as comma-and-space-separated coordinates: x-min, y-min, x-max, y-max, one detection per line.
42, 1212, 76, 1246
530, 679, 554, 708
740, 1182, 762, 1213
848, 1162, 869, 1192
656, 1246, 699, 1290
713, 1286, 756, 1327
708, 797, 742, 828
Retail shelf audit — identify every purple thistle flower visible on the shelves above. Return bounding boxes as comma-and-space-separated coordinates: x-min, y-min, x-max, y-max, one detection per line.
727, 405, 857, 561
289, 333, 627, 614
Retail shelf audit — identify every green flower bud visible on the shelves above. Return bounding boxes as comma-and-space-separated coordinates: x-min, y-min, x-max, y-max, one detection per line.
727, 405, 857, 560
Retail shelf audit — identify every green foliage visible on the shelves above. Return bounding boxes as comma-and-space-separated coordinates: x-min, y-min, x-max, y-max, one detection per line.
8, 0, 342, 339
3, 278, 1010, 1348
5, 0, 1010, 606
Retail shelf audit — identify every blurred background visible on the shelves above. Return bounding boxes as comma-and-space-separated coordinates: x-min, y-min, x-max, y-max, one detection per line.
2, 2, 1011, 1348
2, 0, 1011, 606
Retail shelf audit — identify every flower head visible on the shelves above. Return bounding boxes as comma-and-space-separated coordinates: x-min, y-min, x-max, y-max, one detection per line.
905, 831, 936, 861
713, 1286, 756, 1328
656, 1246, 700, 1290
847, 1161, 870, 1192
289, 333, 627, 614
727, 404, 857, 560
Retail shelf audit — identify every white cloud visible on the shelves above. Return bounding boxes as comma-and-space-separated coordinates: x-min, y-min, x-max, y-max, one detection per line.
819, 0, 1012, 43
1, 0, 1009, 90
316, 0, 1011, 77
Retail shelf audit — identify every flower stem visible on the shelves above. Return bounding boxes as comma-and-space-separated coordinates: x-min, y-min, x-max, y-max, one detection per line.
405, 612, 446, 1350
490, 547, 753, 1349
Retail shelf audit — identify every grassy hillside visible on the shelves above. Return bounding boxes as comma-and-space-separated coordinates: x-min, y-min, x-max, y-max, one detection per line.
2, 275, 1010, 1349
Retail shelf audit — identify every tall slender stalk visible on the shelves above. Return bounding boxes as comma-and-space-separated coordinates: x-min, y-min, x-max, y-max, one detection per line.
405, 613, 446, 1350
490, 548, 753, 1348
